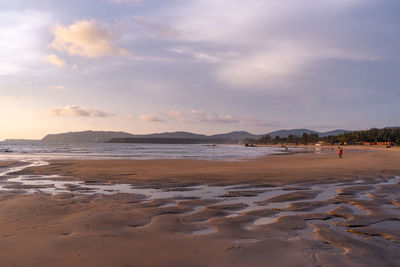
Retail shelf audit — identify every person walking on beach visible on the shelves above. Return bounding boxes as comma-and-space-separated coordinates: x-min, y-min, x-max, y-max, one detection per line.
338, 147, 343, 159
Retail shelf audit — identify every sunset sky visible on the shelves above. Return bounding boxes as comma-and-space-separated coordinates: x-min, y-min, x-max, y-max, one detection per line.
1, 0, 399, 140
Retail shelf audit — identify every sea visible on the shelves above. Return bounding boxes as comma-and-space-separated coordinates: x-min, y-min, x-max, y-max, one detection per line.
0, 142, 299, 161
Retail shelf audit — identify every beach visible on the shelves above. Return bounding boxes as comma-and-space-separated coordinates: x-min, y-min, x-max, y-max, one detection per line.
4, 0, 400, 265
0, 147, 400, 266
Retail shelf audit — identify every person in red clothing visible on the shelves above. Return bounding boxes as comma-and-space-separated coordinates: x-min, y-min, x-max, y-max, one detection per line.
338, 147, 343, 159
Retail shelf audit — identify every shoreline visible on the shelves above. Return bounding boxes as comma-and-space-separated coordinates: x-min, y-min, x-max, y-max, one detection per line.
10, 147, 400, 185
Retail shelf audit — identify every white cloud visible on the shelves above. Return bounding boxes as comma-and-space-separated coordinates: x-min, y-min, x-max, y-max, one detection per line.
140, 110, 239, 124
170, 0, 366, 44
48, 85, 67, 90
217, 42, 378, 87
190, 110, 239, 124
0, 10, 50, 75
217, 43, 310, 87
42, 54, 66, 67
139, 114, 165, 122
164, 110, 185, 122
50, 20, 127, 58
50, 105, 114, 117
170, 47, 226, 63
159, 0, 377, 88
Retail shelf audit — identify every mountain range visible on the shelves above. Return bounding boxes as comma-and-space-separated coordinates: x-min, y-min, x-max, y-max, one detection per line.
41, 131, 134, 143
39, 129, 349, 143
267, 129, 349, 138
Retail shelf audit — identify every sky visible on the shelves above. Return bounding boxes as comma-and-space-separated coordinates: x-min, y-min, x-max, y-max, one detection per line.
1, 0, 400, 140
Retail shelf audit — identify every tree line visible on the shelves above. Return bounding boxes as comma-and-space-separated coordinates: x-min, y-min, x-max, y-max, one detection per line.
245, 127, 400, 145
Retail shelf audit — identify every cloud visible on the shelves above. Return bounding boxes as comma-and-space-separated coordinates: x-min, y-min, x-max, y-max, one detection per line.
190, 110, 239, 124
50, 105, 114, 117
133, 16, 178, 39
240, 116, 281, 128
50, 20, 127, 58
170, 47, 225, 63
140, 110, 239, 124
0, 9, 50, 75
217, 41, 379, 87
42, 54, 66, 67
170, 0, 366, 44
48, 85, 67, 90
162, 110, 239, 124
218, 46, 303, 87
139, 114, 165, 122
164, 110, 185, 122
158, 0, 379, 88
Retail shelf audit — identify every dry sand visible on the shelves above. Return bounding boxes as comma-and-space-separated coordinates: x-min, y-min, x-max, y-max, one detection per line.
0, 147, 400, 266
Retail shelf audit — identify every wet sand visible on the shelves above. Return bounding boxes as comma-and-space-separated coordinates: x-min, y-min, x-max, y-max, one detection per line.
14, 147, 400, 184
0, 161, 18, 168
1, 148, 400, 266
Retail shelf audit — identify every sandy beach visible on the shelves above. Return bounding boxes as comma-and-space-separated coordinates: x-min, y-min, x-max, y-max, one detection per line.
1, 147, 400, 266
4, 0, 400, 265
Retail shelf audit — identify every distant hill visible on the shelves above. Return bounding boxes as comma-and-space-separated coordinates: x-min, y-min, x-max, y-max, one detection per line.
133, 131, 208, 139
41, 130, 260, 143
108, 131, 261, 144
265, 129, 349, 138
318, 129, 349, 137
40, 129, 349, 143
107, 137, 224, 144
2, 139, 40, 143
42, 131, 135, 143
266, 129, 318, 138
209, 131, 261, 141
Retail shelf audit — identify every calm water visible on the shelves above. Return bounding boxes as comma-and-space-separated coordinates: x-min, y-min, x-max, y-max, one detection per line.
0, 142, 296, 161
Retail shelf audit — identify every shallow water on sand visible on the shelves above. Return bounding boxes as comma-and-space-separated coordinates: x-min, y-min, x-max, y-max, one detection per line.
3, 160, 397, 201
1, 160, 399, 234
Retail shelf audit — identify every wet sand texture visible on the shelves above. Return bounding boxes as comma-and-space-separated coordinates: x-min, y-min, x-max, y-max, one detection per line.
0, 148, 400, 266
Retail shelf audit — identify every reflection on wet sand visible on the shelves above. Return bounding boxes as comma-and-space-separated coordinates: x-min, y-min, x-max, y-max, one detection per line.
1, 160, 399, 232
1, 158, 400, 266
